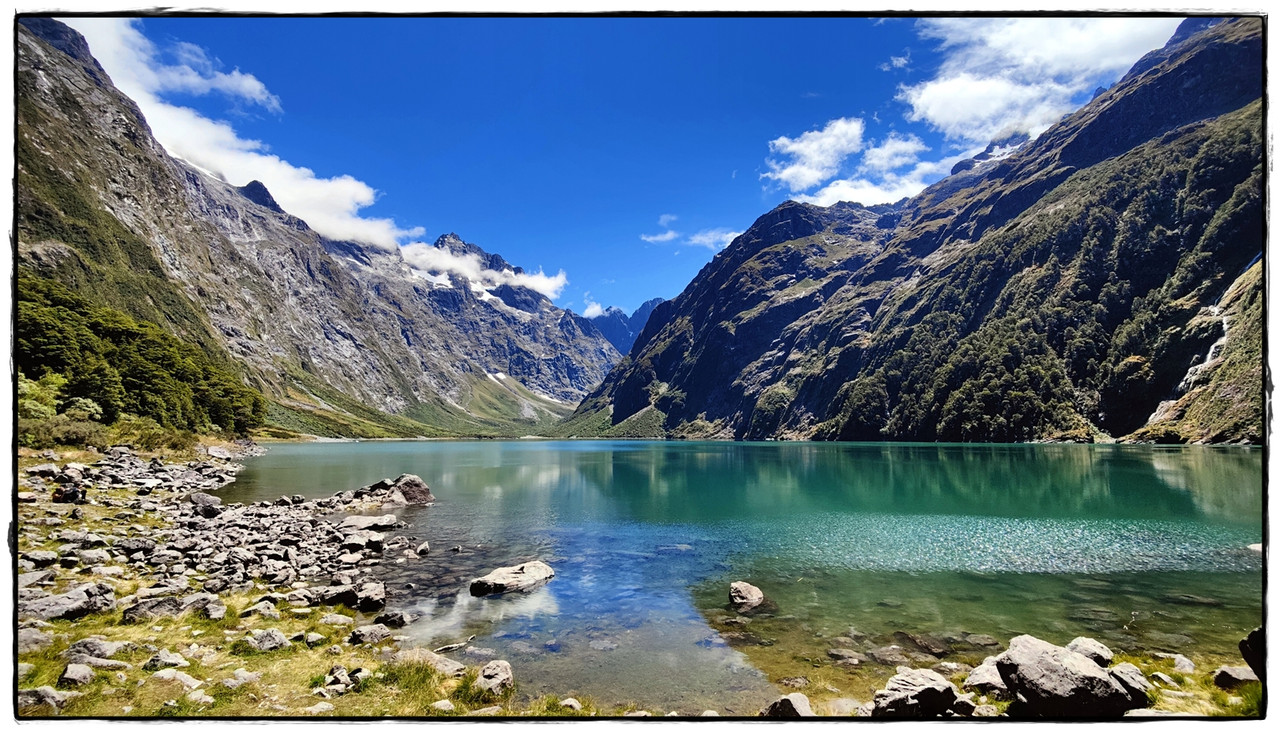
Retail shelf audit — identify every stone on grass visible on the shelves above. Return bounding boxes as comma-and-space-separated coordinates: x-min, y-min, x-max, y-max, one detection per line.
391, 647, 466, 677
246, 628, 291, 652
760, 693, 815, 717
58, 663, 96, 687
18, 627, 53, 654
474, 660, 515, 696
305, 701, 335, 714
1212, 666, 1259, 690
872, 667, 963, 718
963, 656, 1008, 697
1110, 662, 1154, 706
17, 686, 82, 710
152, 668, 203, 690
559, 698, 583, 711
143, 649, 190, 670
349, 624, 392, 645
431, 699, 456, 712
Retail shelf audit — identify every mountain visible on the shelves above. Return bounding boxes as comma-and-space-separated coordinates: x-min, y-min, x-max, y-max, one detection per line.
564, 18, 1263, 444
588, 298, 666, 354
15, 18, 620, 438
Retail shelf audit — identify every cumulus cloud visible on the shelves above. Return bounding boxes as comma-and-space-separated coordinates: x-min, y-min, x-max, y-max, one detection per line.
687, 228, 742, 250
860, 133, 930, 173
640, 230, 680, 243
401, 242, 568, 300
761, 116, 865, 192
582, 292, 605, 318
899, 17, 1182, 143
797, 154, 966, 207
64, 17, 421, 250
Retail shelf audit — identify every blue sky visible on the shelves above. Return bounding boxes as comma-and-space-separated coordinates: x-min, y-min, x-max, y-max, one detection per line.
61, 14, 1183, 316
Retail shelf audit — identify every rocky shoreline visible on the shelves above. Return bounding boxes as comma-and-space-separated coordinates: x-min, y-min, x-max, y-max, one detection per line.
14, 447, 1264, 718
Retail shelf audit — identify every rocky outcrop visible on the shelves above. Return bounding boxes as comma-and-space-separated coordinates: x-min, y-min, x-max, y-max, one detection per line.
470, 561, 555, 596
995, 635, 1150, 717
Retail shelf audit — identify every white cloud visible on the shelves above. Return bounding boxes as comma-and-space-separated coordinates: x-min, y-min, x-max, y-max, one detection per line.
583, 302, 605, 318
64, 17, 420, 251
761, 116, 865, 192
879, 49, 911, 72
401, 242, 568, 300
798, 154, 968, 208
860, 133, 930, 173
640, 229, 679, 243
687, 228, 742, 250
900, 17, 1182, 143
657, 213, 678, 227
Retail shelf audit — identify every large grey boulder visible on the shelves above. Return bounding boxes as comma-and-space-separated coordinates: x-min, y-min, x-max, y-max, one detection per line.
381, 473, 435, 505
759, 693, 815, 717
356, 581, 386, 612
474, 660, 515, 696
18, 627, 53, 654
470, 561, 555, 596
872, 667, 965, 718
996, 635, 1146, 717
392, 647, 466, 677
22, 582, 115, 621
58, 663, 96, 687
64, 638, 134, 659
1110, 662, 1154, 706
122, 596, 184, 624
17, 686, 82, 710
729, 581, 765, 613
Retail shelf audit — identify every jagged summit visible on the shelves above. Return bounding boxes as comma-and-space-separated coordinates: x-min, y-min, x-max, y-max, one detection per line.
237, 180, 285, 213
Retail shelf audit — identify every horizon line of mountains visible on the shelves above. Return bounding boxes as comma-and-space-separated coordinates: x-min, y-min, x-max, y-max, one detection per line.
14, 16, 1264, 444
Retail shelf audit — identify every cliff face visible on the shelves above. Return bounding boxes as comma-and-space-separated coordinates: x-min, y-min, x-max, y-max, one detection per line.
588, 298, 666, 354
567, 18, 1264, 444
16, 20, 620, 437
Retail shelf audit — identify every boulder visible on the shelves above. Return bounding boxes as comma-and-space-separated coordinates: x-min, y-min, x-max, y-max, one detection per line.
872, 667, 964, 718
1109, 662, 1154, 706
58, 663, 96, 687
122, 596, 184, 624
474, 660, 515, 696
759, 693, 815, 717
349, 624, 392, 645
356, 582, 386, 612
65, 638, 133, 659
729, 581, 764, 613
151, 668, 203, 690
963, 656, 1008, 697
470, 561, 555, 596
1066, 636, 1114, 667
143, 649, 191, 670
17, 686, 82, 710
246, 629, 291, 652
392, 647, 466, 677
382, 474, 435, 505
996, 635, 1146, 717
1239, 627, 1264, 682
1212, 666, 1259, 690
18, 627, 54, 654
23, 582, 115, 621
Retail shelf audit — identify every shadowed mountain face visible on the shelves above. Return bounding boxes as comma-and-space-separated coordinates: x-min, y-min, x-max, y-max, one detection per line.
566, 18, 1263, 444
589, 298, 666, 355
15, 19, 620, 437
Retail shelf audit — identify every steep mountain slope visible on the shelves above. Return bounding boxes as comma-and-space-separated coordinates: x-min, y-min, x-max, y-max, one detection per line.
567, 18, 1264, 444
588, 298, 666, 354
15, 19, 620, 437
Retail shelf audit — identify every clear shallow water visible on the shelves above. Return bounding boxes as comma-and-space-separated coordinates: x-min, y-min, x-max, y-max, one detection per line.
226, 441, 1262, 710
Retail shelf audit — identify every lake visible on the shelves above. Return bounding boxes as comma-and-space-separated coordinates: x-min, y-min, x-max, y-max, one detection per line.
223, 440, 1263, 713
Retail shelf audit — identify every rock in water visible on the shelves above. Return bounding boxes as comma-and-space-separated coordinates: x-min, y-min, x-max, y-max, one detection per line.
759, 693, 815, 717
729, 581, 764, 613
470, 561, 555, 596
382, 473, 434, 505
996, 635, 1146, 717
474, 660, 514, 696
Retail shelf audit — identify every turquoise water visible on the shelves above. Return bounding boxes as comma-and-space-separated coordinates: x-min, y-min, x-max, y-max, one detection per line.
226, 441, 1263, 711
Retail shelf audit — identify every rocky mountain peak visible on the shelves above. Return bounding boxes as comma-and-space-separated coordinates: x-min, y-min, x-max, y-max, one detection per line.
236, 180, 285, 213
18, 17, 111, 87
